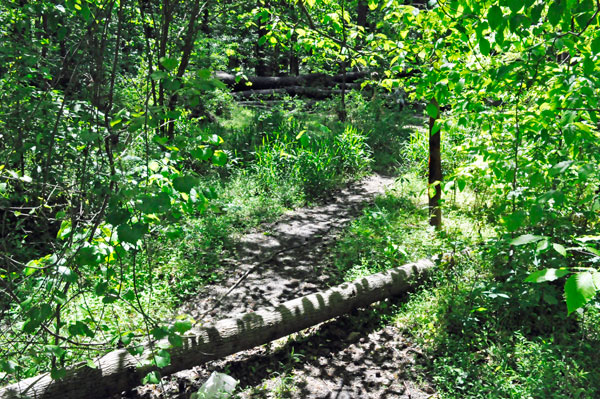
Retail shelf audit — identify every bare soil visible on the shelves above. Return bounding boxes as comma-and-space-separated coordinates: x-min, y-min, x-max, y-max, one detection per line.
119, 175, 435, 399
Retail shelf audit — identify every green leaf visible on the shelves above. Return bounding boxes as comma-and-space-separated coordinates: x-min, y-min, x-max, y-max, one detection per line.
0, 359, 17, 374
159, 57, 178, 71
487, 6, 503, 30
143, 370, 161, 385
553, 243, 567, 257
154, 349, 171, 368
174, 320, 192, 333
106, 208, 130, 226
57, 220, 72, 240
68, 321, 95, 338
426, 101, 439, 119
211, 150, 228, 166
511, 234, 543, 246
75, 246, 100, 267
58, 266, 78, 283
502, 210, 526, 232
565, 272, 597, 314
173, 175, 199, 194
592, 36, 600, 55
95, 281, 108, 296
190, 147, 213, 161
525, 268, 570, 283
137, 193, 171, 214
547, 1, 563, 26
529, 204, 543, 224
507, 0, 523, 13
50, 367, 67, 380
117, 223, 148, 244
549, 160, 572, 176
151, 326, 169, 340
151, 71, 168, 80
168, 333, 183, 347
122, 289, 135, 301
479, 38, 491, 56
45, 345, 66, 358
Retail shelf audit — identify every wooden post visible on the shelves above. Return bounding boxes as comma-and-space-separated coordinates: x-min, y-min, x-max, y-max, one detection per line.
428, 98, 442, 228
0, 260, 433, 399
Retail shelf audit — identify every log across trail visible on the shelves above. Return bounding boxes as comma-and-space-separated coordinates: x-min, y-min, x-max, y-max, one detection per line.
0, 260, 433, 399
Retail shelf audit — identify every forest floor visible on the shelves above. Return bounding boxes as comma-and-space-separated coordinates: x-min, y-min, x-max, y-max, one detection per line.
119, 174, 435, 399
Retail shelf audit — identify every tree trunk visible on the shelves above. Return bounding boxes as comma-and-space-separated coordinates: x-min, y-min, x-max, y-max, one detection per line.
0, 260, 433, 399
215, 70, 369, 91
232, 86, 355, 99
428, 99, 442, 228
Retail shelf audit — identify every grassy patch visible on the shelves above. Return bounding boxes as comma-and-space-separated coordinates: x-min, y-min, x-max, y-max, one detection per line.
332, 172, 600, 399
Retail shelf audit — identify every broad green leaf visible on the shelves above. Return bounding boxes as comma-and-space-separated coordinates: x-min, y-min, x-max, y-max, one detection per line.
154, 349, 171, 368
426, 101, 439, 119
565, 272, 597, 314
58, 266, 78, 283
549, 160, 572, 176
174, 320, 192, 333
525, 268, 570, 283
592, 36, 600, 55
57, 220, 72, 240
173, 175, 199, 194
547, 1, 563, 26
143, 371, 161, 384
0, 359, 16, 374
95, 281, 108, 296
553, 243, 567, 257
529, 204, 543, 224
479, 38, 491, 56
487, 6, 503, 30
159, 57, 178, 71
536, 239, 550, 253
106, 208, 130, 226
75, 246, 100, 267
151, 326, 169, 340
45, 345, 66, 358
50, 367, 67, 380
502, 210, 526, 232
212, 150, 228, 166
117, 223, 147, 244
190, 147, 213, 161
511, 234, 543, 246
507, 0, 523, 13
168, 333, 183, 347
151, 71, 168, 80
68, 321, 94, 338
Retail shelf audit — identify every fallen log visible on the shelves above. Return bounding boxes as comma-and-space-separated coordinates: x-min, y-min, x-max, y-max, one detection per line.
215, 71, 368, 91
232, 86, 345, 99
0, 259, 433, 399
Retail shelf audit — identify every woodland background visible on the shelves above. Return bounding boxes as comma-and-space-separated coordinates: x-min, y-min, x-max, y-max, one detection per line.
1, 0, 600, 397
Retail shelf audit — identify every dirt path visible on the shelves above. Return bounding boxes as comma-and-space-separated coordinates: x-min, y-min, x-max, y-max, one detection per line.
121, 174, 434, 399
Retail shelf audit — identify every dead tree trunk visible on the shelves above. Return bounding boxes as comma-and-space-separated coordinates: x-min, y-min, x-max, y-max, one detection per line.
215, 70, 369, 91
0, 260, 433, 399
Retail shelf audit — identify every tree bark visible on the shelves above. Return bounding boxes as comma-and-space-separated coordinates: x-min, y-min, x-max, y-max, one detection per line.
428, 99, 442, 228
0, 260, 433, 399
232, 86, 357, 99
215, 70, 369, 91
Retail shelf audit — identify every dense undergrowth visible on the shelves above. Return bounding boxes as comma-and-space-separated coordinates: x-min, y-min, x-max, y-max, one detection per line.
332, 173, 600, 398
0, 95, 393, 384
